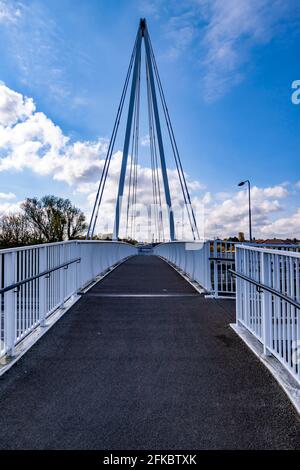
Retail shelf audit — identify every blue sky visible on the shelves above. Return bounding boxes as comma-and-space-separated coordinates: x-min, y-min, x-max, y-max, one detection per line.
0, 0, 299, 239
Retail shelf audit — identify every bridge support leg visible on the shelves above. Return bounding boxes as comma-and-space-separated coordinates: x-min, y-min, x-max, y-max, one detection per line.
144, 27, 175, 241
113, 31, 142, 240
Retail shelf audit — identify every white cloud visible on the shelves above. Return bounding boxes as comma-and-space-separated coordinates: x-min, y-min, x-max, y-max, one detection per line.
0, 1, 90, 108
0, 83, 299, 240
0, 200, 22, 215
138, 0, 160, 17
202, 184, 297, 239
0, 84, 108, 185
0, 0, 21, 24
250, 185, 288, 200
0, 191, 15, 200
0, 84, 35, 126
140, 134, 150, 147
199, 0, 277, 100
259, 209, 300, 238
0, 84, 204, 240
164, 21, 195, 60
159, 0, 300, 100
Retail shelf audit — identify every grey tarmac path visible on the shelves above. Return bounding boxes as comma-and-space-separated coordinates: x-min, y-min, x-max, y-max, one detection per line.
0, 255, 299, 449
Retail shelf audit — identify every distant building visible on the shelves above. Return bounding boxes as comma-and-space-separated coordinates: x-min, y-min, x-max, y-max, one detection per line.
254, 238, 299, 245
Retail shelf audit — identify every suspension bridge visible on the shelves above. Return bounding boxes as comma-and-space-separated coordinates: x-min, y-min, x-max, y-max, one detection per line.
0, 20, 299, 450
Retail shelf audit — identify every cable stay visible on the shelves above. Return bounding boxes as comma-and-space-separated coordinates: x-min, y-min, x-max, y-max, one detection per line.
146, 54, 164, 242
86, 32, 139, 239
147, 34, 200, 240
87, 19, 200, 242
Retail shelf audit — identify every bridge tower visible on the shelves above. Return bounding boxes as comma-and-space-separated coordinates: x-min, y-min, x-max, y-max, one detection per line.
87, 19, 199, 242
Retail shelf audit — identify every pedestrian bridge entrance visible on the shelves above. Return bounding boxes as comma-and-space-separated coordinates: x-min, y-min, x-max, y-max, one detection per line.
0, 254, 299, 449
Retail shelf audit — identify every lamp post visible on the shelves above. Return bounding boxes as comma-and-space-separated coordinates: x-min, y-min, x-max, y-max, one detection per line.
238, 180, 252, 242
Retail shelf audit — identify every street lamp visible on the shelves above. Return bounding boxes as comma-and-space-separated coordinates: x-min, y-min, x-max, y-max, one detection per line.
238, 180, 252, 242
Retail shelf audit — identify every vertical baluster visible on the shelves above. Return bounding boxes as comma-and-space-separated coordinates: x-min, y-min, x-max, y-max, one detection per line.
251, 251, 256, 334
257, 251, 261, 337
243, 248, 248, 327
289, 257, 295, 372
236, 247, 242, 325
60, 244, 66, 308
47, 247, 50, 314
39, 247, 47, 327
213, 241, 218, 297
261, 251, 271, 355
282, 256, 287, 365
296, 258, 300, 381
23, 250, 26, 336
278, 255, 283, 359
0, 254, 2, 356
35, 249, 38, 325
29, 249, 33, 331
271, 254, 277, 353
25, 249, 28, 333
287, 257, 292, 369
4, 252, 16, 356
15, 252, 19, 340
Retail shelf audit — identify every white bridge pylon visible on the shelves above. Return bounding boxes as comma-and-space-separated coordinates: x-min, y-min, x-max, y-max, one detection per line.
87, 18, 199, 242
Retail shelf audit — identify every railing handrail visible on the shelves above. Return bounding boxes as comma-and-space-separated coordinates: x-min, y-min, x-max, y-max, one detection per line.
0, 240, 76, 254
251, 243, 300, 248
229, 269, 300, 310
236, 244, 300, 258
78, 240, 136, 245
0, 239, 136, 255
0, 257, 81, 295
209, 256, 235, 262
0, 240, 136, 361
154, 239, 209, 246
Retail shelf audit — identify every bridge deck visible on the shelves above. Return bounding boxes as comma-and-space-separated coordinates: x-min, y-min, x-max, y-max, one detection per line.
0, 255, 299, 449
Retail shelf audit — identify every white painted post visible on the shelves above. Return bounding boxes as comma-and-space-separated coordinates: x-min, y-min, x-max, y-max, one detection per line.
191, 249, 196, 281
213, 240, 218, 297
60, 244, 66, 309
261, 251, 272, 356
39, 247, 47, 327
75, 242, 81, 293
4, 252, 16, 356
235, 246, 240, 325
205, 241, 212, 292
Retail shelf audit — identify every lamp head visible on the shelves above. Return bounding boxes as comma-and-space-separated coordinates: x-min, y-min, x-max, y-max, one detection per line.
238, 181, 246, 187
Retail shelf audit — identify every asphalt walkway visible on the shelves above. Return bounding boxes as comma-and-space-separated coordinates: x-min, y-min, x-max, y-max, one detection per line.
0, 255, 299, 449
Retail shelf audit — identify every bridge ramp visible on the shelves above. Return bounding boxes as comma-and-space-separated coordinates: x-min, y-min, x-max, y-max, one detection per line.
0, 255, 299, 449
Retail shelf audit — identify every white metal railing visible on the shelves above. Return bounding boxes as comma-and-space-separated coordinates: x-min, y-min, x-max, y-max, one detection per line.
210, 240, 237, 297
0, 240, 136, 359
154, 240, 238, 296
210, 240, 300, 298
154, 241, 212, 292
234, 244, 300, 385
154, 240, 300, 301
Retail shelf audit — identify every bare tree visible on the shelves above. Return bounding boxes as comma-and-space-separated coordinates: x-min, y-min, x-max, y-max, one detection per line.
0, 214, 33, 248
22, 196, 87, 242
